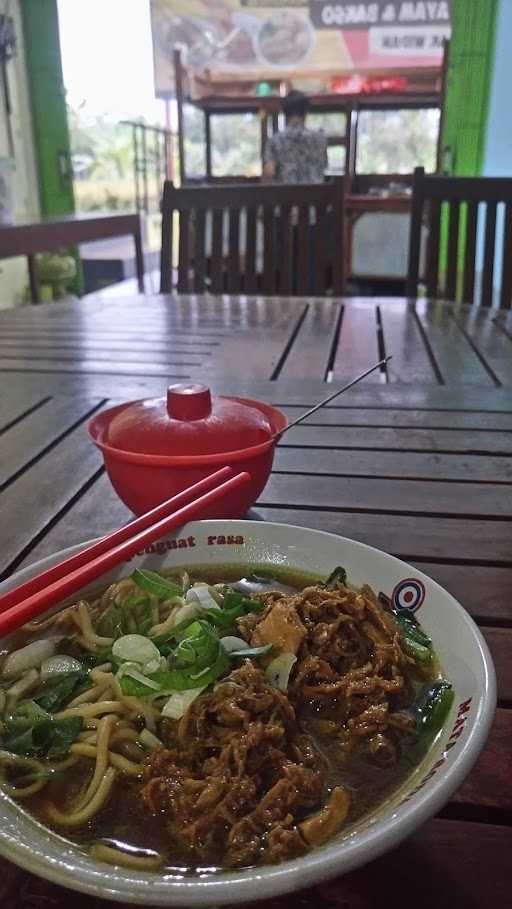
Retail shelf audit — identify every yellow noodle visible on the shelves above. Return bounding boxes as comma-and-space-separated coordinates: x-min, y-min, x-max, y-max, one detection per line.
70, 743, 142, 776
75, 601, 114, 648
78, 730, 98, 744
0, 750, 44, 770
75, 715, 114, 809
83, 718, 99, 730
67, 684, 110, 708
89, 843, 163, 870
44, 767, 117, 827
4, 778, 48, 798
90, 669, 116, 685
48, 755, 80, 771
148, 606, 179, 638
55, 700, 125, 720
74, 634, 103, 654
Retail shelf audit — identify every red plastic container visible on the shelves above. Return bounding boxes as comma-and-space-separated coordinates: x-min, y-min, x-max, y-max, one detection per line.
88, 384, 287, 518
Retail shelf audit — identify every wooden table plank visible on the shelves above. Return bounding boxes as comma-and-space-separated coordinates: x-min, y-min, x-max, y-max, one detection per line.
4, 371, 512, 412
252, 507, 512, 564
274, 447, 512, 483
452, 305, 512, 386
0, 390, 50, 432
278, 300, 341, 379
0, 397, 104, 489
0, 358, 195, 378
281, 405, 512, 431
202, 303, 309, 379
15, 472, 132, 571
414, 300, 497, 386
379, 300, 439, 384
331, 300, 382, 382
482, 629, 512, 702
259, 473, 511, 518
282, 425, 512, 453
0, 341, 215, 357
408, 563, 512, 625
452, 709, 512, 811
0, 426, 104, 580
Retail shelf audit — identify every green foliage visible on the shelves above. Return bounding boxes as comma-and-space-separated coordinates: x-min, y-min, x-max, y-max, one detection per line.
356, 108, 440, 175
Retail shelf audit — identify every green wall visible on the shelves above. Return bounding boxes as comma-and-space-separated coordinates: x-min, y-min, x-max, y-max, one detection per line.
440, 0, 498, 176
21, 0, 75, 216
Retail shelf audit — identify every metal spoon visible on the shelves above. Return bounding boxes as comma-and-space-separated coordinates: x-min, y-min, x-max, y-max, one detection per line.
273, 356, 392, 441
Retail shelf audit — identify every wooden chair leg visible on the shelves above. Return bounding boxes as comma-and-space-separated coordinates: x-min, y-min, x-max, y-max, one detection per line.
27, 255, 40, 304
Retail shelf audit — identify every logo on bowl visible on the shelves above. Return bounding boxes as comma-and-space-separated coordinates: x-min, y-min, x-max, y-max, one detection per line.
392, 578, 425, 613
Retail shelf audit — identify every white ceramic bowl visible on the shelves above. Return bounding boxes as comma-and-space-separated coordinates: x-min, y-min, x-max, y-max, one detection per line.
0, 521, 496, 905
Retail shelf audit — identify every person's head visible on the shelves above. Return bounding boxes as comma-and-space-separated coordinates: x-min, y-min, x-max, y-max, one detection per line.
283, 90, 310, 124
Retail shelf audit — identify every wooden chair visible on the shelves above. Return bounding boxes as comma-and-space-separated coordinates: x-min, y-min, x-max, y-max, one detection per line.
160, 181, 344, 296
407, 166, 512, 308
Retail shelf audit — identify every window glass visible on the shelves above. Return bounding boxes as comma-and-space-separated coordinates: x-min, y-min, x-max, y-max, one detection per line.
307, 112, 347, 136
211, 113, 261, 177
356, 108, 440, 174
327, 145, 346, 174
183, 104, 206, 180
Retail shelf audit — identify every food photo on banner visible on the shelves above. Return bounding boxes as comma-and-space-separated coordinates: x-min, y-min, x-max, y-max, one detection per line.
150, 0, 451, 95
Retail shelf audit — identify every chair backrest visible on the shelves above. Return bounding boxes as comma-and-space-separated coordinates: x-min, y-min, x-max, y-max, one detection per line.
407, 166, 512, 308
160, 181, 344, 296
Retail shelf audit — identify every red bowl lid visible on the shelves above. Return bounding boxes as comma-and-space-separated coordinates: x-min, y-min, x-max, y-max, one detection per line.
105, 384, 273, 457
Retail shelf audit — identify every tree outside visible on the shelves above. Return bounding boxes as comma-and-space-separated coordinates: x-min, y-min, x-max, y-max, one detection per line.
356, 108, 440, 174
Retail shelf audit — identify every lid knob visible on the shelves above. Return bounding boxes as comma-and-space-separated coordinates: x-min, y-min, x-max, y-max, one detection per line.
167, 384, 212, 421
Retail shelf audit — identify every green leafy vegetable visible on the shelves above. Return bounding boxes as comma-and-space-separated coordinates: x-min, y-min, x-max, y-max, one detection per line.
96, 594, 156, 640
31, 669, 89, 712
118, 619, 231, 695
3, 700, 82, 760
132, 569, 182, 601
415, 680, 454, 737
395, 613, 432, 664
46, 718, 83, 760
404, 680, 454, 763
324, 567, 347, 589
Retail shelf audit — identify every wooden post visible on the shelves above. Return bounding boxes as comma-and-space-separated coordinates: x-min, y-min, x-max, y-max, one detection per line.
173, 48, 186, 186
205, 110, 212, 182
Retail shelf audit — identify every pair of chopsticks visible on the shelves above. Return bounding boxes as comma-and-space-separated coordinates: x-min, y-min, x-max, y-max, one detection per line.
0, 467, 250, 637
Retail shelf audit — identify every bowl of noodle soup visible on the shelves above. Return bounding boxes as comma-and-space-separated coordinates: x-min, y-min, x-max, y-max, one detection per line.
0, 521, 495, 905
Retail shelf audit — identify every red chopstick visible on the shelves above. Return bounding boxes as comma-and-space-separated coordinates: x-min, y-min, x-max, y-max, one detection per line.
0, 466, 234, 614
0, 469, 250, 637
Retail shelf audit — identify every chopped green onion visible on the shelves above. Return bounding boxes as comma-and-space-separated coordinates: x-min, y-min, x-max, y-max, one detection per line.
228, 644, 273, 659
132, 569, 182, 601
112, 634, 160, 667
265, 653, 297, 691
161, 686, 207, 719
186, 586, 221, 611
219, 636, 248, 653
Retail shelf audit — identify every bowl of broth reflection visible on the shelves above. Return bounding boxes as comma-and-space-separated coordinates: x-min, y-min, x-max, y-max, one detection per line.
0, 521, 495, 905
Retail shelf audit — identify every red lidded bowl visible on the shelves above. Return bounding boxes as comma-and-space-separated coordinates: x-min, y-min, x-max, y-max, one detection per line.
88, 384, 287, 518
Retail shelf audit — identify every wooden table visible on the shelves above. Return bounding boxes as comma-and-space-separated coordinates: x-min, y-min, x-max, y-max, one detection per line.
0, 213, 145, 302
0, 294, 511, 908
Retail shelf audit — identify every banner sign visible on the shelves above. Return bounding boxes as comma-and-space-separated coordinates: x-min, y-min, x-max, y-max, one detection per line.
150, 0, 451, 97
309, 1, 451, 29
